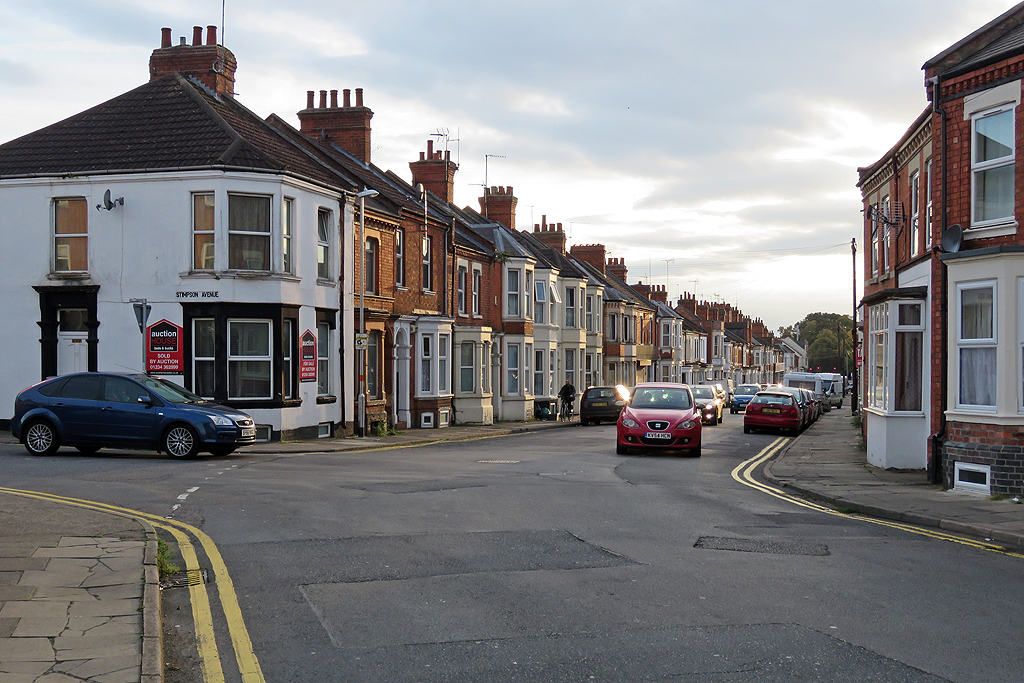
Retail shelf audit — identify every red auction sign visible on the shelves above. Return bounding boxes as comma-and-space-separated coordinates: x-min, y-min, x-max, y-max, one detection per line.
146, 319, 184, 374
300, 329, 317, 382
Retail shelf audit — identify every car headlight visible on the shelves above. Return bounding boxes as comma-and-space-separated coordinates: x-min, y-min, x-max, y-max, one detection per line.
621, 418, 640, 428
209, 414, 235, 426
614, 400, 624, 406
677, 420, 697, 429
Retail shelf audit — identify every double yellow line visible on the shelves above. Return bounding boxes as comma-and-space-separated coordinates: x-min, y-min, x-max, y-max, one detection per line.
731, 439, 1024, 558
0, 486, 265, 683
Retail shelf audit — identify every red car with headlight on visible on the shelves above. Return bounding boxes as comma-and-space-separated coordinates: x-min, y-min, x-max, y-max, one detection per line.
616, 382, 702, 457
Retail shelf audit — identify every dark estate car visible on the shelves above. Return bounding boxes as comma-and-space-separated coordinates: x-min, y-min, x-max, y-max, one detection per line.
11, 372, 256, 458
690, 385, 724, 425
616, 383, 702, 457
579, 385, 629, 425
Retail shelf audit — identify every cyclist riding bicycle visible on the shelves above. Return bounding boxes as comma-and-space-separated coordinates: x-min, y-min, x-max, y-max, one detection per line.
557, 378, 576, 421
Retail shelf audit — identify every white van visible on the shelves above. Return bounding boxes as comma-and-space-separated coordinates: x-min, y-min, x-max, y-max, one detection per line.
817, 373, 844, 408
782, 372, 830, 412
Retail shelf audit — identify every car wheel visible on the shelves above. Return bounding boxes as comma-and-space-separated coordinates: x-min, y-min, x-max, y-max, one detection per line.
164, 424, 200, 459
581, 418, 589, 426
24, 420, 60, 456
743, 425, 751, 434
691, 443, 702, 457
730, 408, 736, 414
208, 446, 236, 457
616, 443, 628, 455
75, 446, 100, 454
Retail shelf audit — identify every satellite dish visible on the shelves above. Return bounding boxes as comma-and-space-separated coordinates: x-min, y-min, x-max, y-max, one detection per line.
940, 224, 963, 253
102, 189, 114, 211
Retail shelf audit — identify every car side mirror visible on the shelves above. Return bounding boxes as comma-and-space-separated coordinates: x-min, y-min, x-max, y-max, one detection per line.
137, 395, 154, 405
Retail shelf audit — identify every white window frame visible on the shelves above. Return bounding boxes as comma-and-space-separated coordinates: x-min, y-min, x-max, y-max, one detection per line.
507, 342, 521, 395
192, 193, 215, 271
534, 280, 547, 324
317, 208, 332, 280
526, 270, 534, 320
565, 286, 576, 328
472, 266, 482, 316
422, 235, 433, 293
460, 341, 475, 394
457, 264, 468, 315
957, 281, 998, 411
525, 343, 533, 396
395, 229, 405, 287
438, 334, 450, 395
549, 283, 561, 326
534, 348, 546, 396
507, 268, 521, 318
283, 319, 296, 400
909, 171, 920, 257
316, 322, 331, 397
228, 193, 272, 272
882, 195, 891, 273
971, 104, 1016, 229
229, 319, 273, 400
420, 333, 433, 394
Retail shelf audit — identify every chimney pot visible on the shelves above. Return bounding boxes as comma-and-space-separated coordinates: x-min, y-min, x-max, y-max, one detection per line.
306, 90, 314, 109
419, 152, 425, 161
355, 87, 364, 107
192, 26, 203, 46
179, 37, 186, 46
330, 89, 338, 108
319, 90, 327, 108
161, 28, 172, 49
427, 139, 434, 156
343, 88, 351, 107
206, 25, 217, 45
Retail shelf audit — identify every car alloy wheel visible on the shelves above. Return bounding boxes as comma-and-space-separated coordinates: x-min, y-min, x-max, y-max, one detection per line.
24, 420, 60, 456
164, 424, 200, 459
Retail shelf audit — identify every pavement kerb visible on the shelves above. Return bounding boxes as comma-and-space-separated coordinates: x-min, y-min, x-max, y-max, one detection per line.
139, 519, 164, 683
763, 425, 1024, 552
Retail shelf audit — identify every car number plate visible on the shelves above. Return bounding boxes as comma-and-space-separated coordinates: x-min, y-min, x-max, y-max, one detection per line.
645, 432, 672, 439
241, 427, 256, 437
762, 408, 781, 414
592, 401, 608, 407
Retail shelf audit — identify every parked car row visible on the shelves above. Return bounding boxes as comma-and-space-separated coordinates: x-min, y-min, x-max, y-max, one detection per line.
743, 384, 824, 436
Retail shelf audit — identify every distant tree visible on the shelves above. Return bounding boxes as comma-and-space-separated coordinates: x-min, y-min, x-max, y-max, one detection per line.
777, 324, 796, 339
785, 312, 854, 373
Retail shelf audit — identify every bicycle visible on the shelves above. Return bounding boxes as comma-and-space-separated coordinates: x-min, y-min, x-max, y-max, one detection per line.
559, 396, 575, 421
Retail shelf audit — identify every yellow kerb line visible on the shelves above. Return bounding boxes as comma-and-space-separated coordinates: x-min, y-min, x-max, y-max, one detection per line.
729, 443, 1024, 558
0, 487, 266, 683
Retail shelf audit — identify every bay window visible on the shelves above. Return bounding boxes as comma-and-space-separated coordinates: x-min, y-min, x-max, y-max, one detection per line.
420, 334, 432, 393
460, 342, 475, 393
317, 321, 331, 396
534, 281, 547, 324
367, 331, 380, 399
534, 349, 545, 396
229, 320, 272, 399
282, 197, 294, 274
508, 269, 520, 317
565, 286, 576, 328
958, 282, 996, 408
439, 334, 450, 394
507, 343, 520, 395
229, 194, 271, 271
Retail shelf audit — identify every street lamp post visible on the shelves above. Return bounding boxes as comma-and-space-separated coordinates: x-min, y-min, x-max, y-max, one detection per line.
355, 188, 379, 436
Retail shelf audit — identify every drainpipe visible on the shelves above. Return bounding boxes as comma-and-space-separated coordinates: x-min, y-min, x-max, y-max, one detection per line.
928, 73, 948, 486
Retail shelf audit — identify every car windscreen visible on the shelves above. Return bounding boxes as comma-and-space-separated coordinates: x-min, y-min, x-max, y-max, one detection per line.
585, 388, 617, 399
631, 387, 693, 409
690, 387, 714, 399
735, 385, 759, 395
136, 376, 204, 404
787, 380, 817, 390
750, 393, 794, 406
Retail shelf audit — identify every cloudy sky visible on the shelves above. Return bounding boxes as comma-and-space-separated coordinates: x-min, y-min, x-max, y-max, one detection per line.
2, 0, 1020, 329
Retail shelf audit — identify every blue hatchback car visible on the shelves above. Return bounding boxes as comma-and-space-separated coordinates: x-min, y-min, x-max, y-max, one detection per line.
729, 384, 762, 414
11, 372, 256, 458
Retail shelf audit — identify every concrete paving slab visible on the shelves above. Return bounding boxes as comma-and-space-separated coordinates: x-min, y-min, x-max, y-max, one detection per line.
0, 600, 69, 619
0, 636, 55, 661
18, 569, 91, 587
81, 569, 142, 589
57, 654, 139, 681
12, 616, 69, 637
53, 633, 140, 661
66, 599, 138, 618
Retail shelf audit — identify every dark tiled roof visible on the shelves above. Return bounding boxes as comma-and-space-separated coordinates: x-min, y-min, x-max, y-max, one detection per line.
0, 74, 340, 188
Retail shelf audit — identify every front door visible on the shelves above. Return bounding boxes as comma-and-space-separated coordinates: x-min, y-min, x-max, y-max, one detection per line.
57, 308, 89, 375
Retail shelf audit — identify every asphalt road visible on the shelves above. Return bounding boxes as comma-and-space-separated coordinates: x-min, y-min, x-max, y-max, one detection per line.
3, 417, 1023, 682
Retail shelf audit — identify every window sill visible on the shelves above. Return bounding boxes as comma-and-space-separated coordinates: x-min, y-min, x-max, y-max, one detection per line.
317, 278, 337, 287
47, 272, 90, 281
966, 221, 1018, 239
316, 395, 337, 404
396, 286, 409, 292
422, 290, 436, 296
181, 271, 301, 283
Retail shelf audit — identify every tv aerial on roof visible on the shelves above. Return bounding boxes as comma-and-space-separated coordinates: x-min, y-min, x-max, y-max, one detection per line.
96, 189, 124, 211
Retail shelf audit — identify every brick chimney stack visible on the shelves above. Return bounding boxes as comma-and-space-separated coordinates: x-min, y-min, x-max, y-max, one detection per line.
531, 216, 567, 253
631, 282, 652, 299
149, 26, 237, 97
479, 186, 517, 230
409, 139, 458, 203
675, 292, 697, 316
297, 87, 374, 163
569, 244, 607, 275
649, 284, 668, 304
606, 257, 627, 281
